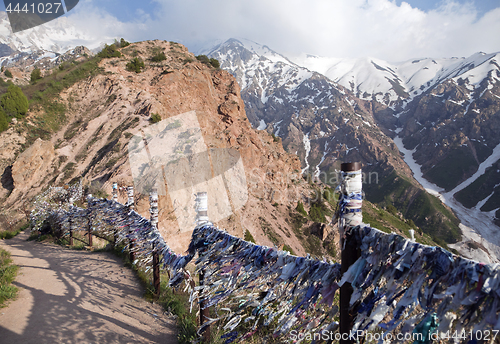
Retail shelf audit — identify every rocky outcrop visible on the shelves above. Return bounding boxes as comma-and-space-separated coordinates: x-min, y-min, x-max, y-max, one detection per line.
7, 138, 56, 205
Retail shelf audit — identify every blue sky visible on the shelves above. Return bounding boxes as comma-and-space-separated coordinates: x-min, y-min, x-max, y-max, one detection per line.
2, 0, 499, 61
396, 0, 499, 15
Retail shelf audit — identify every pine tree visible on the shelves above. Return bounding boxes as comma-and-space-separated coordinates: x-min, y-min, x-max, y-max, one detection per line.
30, 68, 42, 83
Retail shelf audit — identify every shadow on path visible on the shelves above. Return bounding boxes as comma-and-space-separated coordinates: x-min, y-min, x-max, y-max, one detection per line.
0, 231, 178, 344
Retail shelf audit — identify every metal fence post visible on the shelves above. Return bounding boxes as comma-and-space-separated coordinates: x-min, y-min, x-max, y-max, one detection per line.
112, 182, 118, 202
127, 186, 135, 210
339, 162, 362, 344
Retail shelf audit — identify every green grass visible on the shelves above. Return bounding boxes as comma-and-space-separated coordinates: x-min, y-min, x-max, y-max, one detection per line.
25, 58, 102, 101
55, 234, 89, 250
0, 222, 28, 239
362, 200, 447, 248
364, 169, 461, 244
405, 191, 461, 244
0, 228, 22, 239
155, 278, 198, 344
0, 248, 19, 307
295, 201, 307, 217
244, 229, 256, 244
11, 56, 103, 149
282, 244, 295, 255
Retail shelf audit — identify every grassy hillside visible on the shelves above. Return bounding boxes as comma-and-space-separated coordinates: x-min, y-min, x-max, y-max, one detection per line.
364, 169, 461, 245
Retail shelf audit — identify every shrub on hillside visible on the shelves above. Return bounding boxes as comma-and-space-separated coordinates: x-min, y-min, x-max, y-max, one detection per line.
4, 69, 12, 78
97, 44, 122, 58
282, 244, 295, 255
0, 109, 8, 132
244, 229, 256, 243
386, 203, 398, 216
296, 201, 307, 216
126, 57, 145, 73
114, 38, 130, 48
0, 85, 29, 118
151, 52, 167, 62
150, 113, 161, 123
209, 57, 220, 69
195, 55, 220, 68
309, 202, 327, 223
30, 68, 42, 83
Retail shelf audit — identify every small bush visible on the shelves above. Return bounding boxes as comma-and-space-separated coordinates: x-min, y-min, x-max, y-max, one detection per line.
150, 113, 161, 123
244, 229, 256, 243
282, 244, 295, 255
195, 55, 220, 68
0, 248, 18, 307
1, 85, 29, 119
30, 68, 42, 83
151, 52, 166, 62
4, 69, 12, 78
323, 188, 336, 203
309, 202, 327, 223
114, 38, 130, 48
196, 54, 210, 64
209, 57, 220, 69
0, 227, 23, 239
386, 204, 398, 216
296, 201, 307, 216
126, 57, 145, 73
97, 44, 122, 58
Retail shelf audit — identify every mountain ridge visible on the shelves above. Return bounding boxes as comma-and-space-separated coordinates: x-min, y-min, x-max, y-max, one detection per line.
207, 38, 500, 262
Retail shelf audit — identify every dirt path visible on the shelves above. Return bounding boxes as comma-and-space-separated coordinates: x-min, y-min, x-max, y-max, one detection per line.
0, 231, 178, 344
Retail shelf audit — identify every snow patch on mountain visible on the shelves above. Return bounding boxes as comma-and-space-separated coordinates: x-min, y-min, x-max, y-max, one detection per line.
257, 119, 266, 130
301, 133, 311, 175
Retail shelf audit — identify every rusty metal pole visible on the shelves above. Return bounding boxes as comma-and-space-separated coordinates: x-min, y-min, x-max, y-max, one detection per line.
88, 216, 93, 247
339, 162, 362, 344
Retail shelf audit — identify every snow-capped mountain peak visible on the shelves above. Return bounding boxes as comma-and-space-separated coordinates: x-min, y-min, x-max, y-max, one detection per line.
288, 49, 500, 106
0, 11, 106, 56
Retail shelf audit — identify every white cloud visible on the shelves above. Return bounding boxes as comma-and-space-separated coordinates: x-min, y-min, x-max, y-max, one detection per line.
66, 0, 500, 61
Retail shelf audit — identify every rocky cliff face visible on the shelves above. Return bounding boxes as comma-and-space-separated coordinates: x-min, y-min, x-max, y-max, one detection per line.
0, 40, 336, 257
